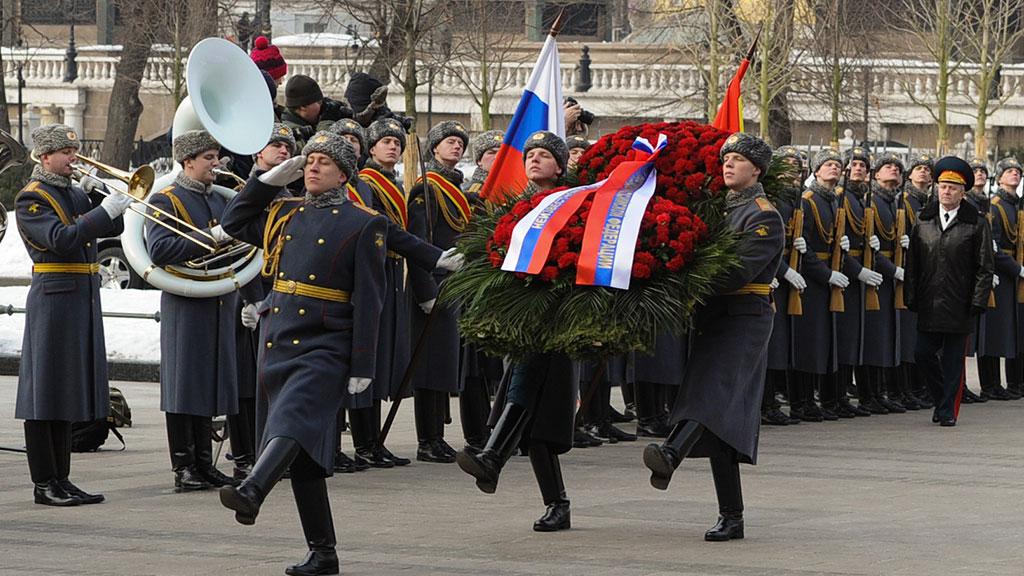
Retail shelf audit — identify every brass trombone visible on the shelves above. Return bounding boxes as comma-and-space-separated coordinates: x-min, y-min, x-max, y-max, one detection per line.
31, 150, 219, 253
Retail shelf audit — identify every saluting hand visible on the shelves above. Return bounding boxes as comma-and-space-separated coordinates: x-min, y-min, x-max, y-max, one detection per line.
259, 155, 306, 187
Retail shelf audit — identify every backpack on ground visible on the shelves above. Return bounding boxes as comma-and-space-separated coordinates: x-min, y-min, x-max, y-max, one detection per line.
71, 386, 131, 452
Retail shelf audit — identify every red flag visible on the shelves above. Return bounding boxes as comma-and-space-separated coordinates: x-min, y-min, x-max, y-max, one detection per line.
711, 25, 761, 134
711, 58, 749, 133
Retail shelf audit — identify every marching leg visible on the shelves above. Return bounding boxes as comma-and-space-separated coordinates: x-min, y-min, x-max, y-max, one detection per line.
456, 402, 530, 494
228, 397, 257, 480
374, 401, 410, 466
286, 455, 339, 576
529, 441, 571, 532
460, 373, 492, 451
219, 435, 300, 525
642, 419, 705, 490
705, 441, 744, 542
351, 406, 392, 469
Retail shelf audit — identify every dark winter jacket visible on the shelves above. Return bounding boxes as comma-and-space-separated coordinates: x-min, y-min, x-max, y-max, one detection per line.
905, 200, 994, 334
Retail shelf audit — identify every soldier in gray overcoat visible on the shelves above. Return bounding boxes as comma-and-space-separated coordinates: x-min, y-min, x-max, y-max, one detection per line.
894, 153, 935, 410
643, 133, 784, 542
15, 124, 131, 506
219, 131, 387, 576
147, 130, 240, 492
835, 147, 876, 417
232, 123, 299, 480
983, 157, 1024, 400
963, 158, 993, 404
789, 149, 848, 421
408, 120, 473, 463
862, 154, 907, 414
457, 131, 580, 533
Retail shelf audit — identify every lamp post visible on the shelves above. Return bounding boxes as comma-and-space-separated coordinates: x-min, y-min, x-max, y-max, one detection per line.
63, 0, 78, 83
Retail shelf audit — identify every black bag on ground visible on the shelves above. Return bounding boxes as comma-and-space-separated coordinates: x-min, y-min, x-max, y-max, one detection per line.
71, 387, 130, 452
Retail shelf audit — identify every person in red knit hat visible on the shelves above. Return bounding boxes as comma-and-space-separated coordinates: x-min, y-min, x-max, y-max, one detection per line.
250, 36, 287, 85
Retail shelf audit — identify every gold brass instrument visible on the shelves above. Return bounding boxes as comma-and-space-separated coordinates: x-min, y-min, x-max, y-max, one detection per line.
0, 129, 28, 243
31, 150, 218, 253
213, 168, 246, 190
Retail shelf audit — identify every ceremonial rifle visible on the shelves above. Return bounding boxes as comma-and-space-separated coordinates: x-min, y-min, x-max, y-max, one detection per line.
1017, 208, 1024, 303
829, 206, 846, 312
864, 206, 880, 310
786, 208, 804, 315
893, 207, 907, 310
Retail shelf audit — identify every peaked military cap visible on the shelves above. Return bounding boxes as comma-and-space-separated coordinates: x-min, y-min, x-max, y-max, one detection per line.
932, 156, 974, 190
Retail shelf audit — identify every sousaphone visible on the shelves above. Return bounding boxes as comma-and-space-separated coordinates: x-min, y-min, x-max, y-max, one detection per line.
122, 38, 274, 298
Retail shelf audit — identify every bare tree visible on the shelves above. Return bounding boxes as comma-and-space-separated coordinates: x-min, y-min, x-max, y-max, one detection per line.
0, 4, 12, 134
748, 0, 801, 144
100, 1, 157, 168
957, 0, 1024, 158
798, 0, 874, 146
320, 0, 451, 118
888, 0, 972, 154
445, 0, 526, 130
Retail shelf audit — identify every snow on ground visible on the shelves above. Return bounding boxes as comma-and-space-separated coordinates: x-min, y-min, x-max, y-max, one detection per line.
0, 211, 34, 280
0, 286, 162, 363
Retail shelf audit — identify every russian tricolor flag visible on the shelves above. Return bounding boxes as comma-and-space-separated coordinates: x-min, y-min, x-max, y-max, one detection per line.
480, 35, 565, 204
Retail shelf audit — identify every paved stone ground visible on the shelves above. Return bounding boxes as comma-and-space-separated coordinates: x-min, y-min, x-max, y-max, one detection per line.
1, 365, 1023, 576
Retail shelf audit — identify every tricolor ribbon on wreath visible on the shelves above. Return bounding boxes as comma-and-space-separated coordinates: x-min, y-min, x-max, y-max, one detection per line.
501, 134, 668, 290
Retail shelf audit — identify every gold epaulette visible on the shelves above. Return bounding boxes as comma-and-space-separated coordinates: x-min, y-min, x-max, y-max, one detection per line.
755, 197, 774, 212
352, 203, 379, 216
992, 196, 1002, 205
802, 190, 814, 200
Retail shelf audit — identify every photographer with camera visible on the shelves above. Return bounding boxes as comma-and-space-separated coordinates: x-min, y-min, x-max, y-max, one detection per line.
281, 75, 355, 150
564, 97, 595, 137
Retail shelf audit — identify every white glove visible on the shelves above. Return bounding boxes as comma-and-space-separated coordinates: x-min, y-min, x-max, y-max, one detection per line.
900, 234, 910, 249
210, 224, 233, 243
994, 240, 999, 253
100, 192, 134, 219
869, 235, 880, 251
994, 275, 1000, 288
347, 377, 372, 395
839, 235, 850, 252
258, 154, 306, 187
784, 267, 807, 290
770, 278, 779, 290
1018, 267, 1024, 279
829, 271, 850, 289
436, 247, 465, 272
792, 237, 807, 254
241, 302, 260, 330
80, 174, 107, 195
419, 298, 436, 314
895, 266, 905, 282
857, 268, 884, 287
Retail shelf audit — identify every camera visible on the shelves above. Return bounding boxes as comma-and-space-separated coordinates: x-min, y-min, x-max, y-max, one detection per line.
565, 97, 595, 125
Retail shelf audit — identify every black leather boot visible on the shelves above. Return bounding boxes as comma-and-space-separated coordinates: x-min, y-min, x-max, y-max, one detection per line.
220, 436, 300, 525
34, 480, 80, 507
460, 374, 492, 450
530, 442, 571, 532
166, 413, 211, 492
52, 421, 103, 504
636, 381, 673, 436
642, 420, 705, 490
193, 416, 239, 487
285, 477, 339, 576
456, 402, 529, 494
228, 398, 256, 480
350, 407, 393, 468
705, 445, 744, 542
415, 390, 454, 463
